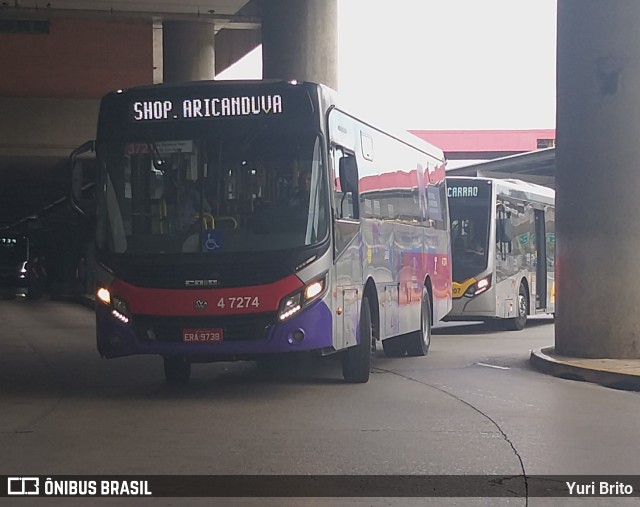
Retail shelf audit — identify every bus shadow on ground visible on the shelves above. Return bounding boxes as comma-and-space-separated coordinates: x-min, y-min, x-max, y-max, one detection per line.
0, 352, 350, 402
433, 317, 554, 336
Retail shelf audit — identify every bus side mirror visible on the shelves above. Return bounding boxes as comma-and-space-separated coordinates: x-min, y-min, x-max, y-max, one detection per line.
69, 140, 95, 214
338, 155, 359, 194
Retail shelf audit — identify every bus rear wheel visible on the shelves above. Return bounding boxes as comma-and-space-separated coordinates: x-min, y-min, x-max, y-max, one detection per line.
505, 283, 528, 331
342, 297, 373, 383
164, 357, 191, 384
405, 287, 432, 356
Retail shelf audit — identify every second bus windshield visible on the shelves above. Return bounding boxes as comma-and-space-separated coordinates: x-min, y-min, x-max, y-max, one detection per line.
448, 180, 491, 282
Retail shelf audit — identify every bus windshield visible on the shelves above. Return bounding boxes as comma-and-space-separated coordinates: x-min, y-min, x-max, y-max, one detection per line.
449, 188, 491, 282
99, 128, 328, 255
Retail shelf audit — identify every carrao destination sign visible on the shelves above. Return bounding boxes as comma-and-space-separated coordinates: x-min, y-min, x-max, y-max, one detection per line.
131, 94, 284, 121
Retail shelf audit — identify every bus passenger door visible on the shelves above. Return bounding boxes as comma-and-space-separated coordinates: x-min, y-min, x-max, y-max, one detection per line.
332, 147, 363, 350
534, 209, 547, 310
545, 208, 556, 313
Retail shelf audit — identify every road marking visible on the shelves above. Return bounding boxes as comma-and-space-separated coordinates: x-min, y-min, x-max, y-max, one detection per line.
476, 362, 510, 370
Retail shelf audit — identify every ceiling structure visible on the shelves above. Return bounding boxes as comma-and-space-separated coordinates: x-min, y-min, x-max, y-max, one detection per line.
0, 0, 257, 230
446, 148, 556, 188
0, 1, 256, 29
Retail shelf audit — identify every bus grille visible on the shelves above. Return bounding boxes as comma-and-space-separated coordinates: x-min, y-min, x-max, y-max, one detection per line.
133, 313, 276, 342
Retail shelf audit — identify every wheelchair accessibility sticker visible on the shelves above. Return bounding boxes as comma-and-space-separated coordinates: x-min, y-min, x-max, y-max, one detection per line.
202, 231, 224, 251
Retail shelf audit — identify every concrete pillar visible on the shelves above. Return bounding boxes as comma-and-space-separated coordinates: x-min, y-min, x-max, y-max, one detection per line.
555, 0, 640, 358
163, 21, 215, 82
215, 28, 262, 76
261, 0, 338, 90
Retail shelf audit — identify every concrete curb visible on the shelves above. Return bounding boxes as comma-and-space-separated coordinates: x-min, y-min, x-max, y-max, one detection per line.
530, 347, 640, 392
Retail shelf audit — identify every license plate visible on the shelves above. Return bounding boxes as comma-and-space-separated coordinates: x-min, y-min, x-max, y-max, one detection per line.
182, 328, 223, 343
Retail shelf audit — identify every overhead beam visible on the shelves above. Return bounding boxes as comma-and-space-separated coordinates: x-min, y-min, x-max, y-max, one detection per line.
0, 5, 258, 30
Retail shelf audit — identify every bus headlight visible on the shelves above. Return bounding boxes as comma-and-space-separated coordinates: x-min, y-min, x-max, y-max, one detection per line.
278, 274, 327, 321
304, 279, 324, 300
465, 275, 492, 297
279, 292, 303, 321
97, 287, 111, 304
97, 287, 131, 324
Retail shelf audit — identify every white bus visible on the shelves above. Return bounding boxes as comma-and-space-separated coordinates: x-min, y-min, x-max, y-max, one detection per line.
445, 177, 555, 330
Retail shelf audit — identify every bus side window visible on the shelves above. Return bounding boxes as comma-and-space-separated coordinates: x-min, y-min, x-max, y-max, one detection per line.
426, 183, 447, 229
332, 147, 359, 220
497, 214, 513, 243
496, 204, 513, 259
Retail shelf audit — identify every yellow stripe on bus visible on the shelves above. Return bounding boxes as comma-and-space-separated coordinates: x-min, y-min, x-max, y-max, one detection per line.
452, 278, 477, 299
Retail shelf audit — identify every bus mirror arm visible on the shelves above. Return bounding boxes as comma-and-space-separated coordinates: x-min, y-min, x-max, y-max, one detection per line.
69, 140, 95, 215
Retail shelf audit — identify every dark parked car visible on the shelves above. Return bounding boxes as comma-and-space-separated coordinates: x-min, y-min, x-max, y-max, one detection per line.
0, 234, 29, 299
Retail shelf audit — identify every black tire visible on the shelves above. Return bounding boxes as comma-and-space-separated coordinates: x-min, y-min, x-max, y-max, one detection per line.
505, 282, 528, 331
405, 286, 432, 356
382, 336, 406, 357
342, 297, 373, 383
164, 357, 191, 384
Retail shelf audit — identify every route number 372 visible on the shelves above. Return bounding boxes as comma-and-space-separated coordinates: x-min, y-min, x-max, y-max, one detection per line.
217, 296, 260, 309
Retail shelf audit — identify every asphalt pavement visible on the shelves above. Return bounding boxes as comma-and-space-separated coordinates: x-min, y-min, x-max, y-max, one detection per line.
69, 292, 640, 392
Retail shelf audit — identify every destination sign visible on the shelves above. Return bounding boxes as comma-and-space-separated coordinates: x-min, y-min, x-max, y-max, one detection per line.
447, 185, 480, 198
131, 94, 284, 122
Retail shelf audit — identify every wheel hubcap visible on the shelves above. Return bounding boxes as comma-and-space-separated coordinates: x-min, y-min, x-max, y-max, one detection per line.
518, 293, 527, 317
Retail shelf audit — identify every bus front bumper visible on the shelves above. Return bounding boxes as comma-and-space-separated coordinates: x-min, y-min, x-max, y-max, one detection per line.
96, 300, 333, 360
444, 286, 497, 321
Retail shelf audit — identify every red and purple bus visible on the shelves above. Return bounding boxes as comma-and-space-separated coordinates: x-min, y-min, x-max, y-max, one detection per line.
72, 80, 451, 383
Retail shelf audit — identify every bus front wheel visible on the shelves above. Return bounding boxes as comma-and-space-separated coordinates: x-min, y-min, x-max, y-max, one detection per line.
164, 357, 191, 384
342, 297, 373, 383
505, 283, 528, 331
